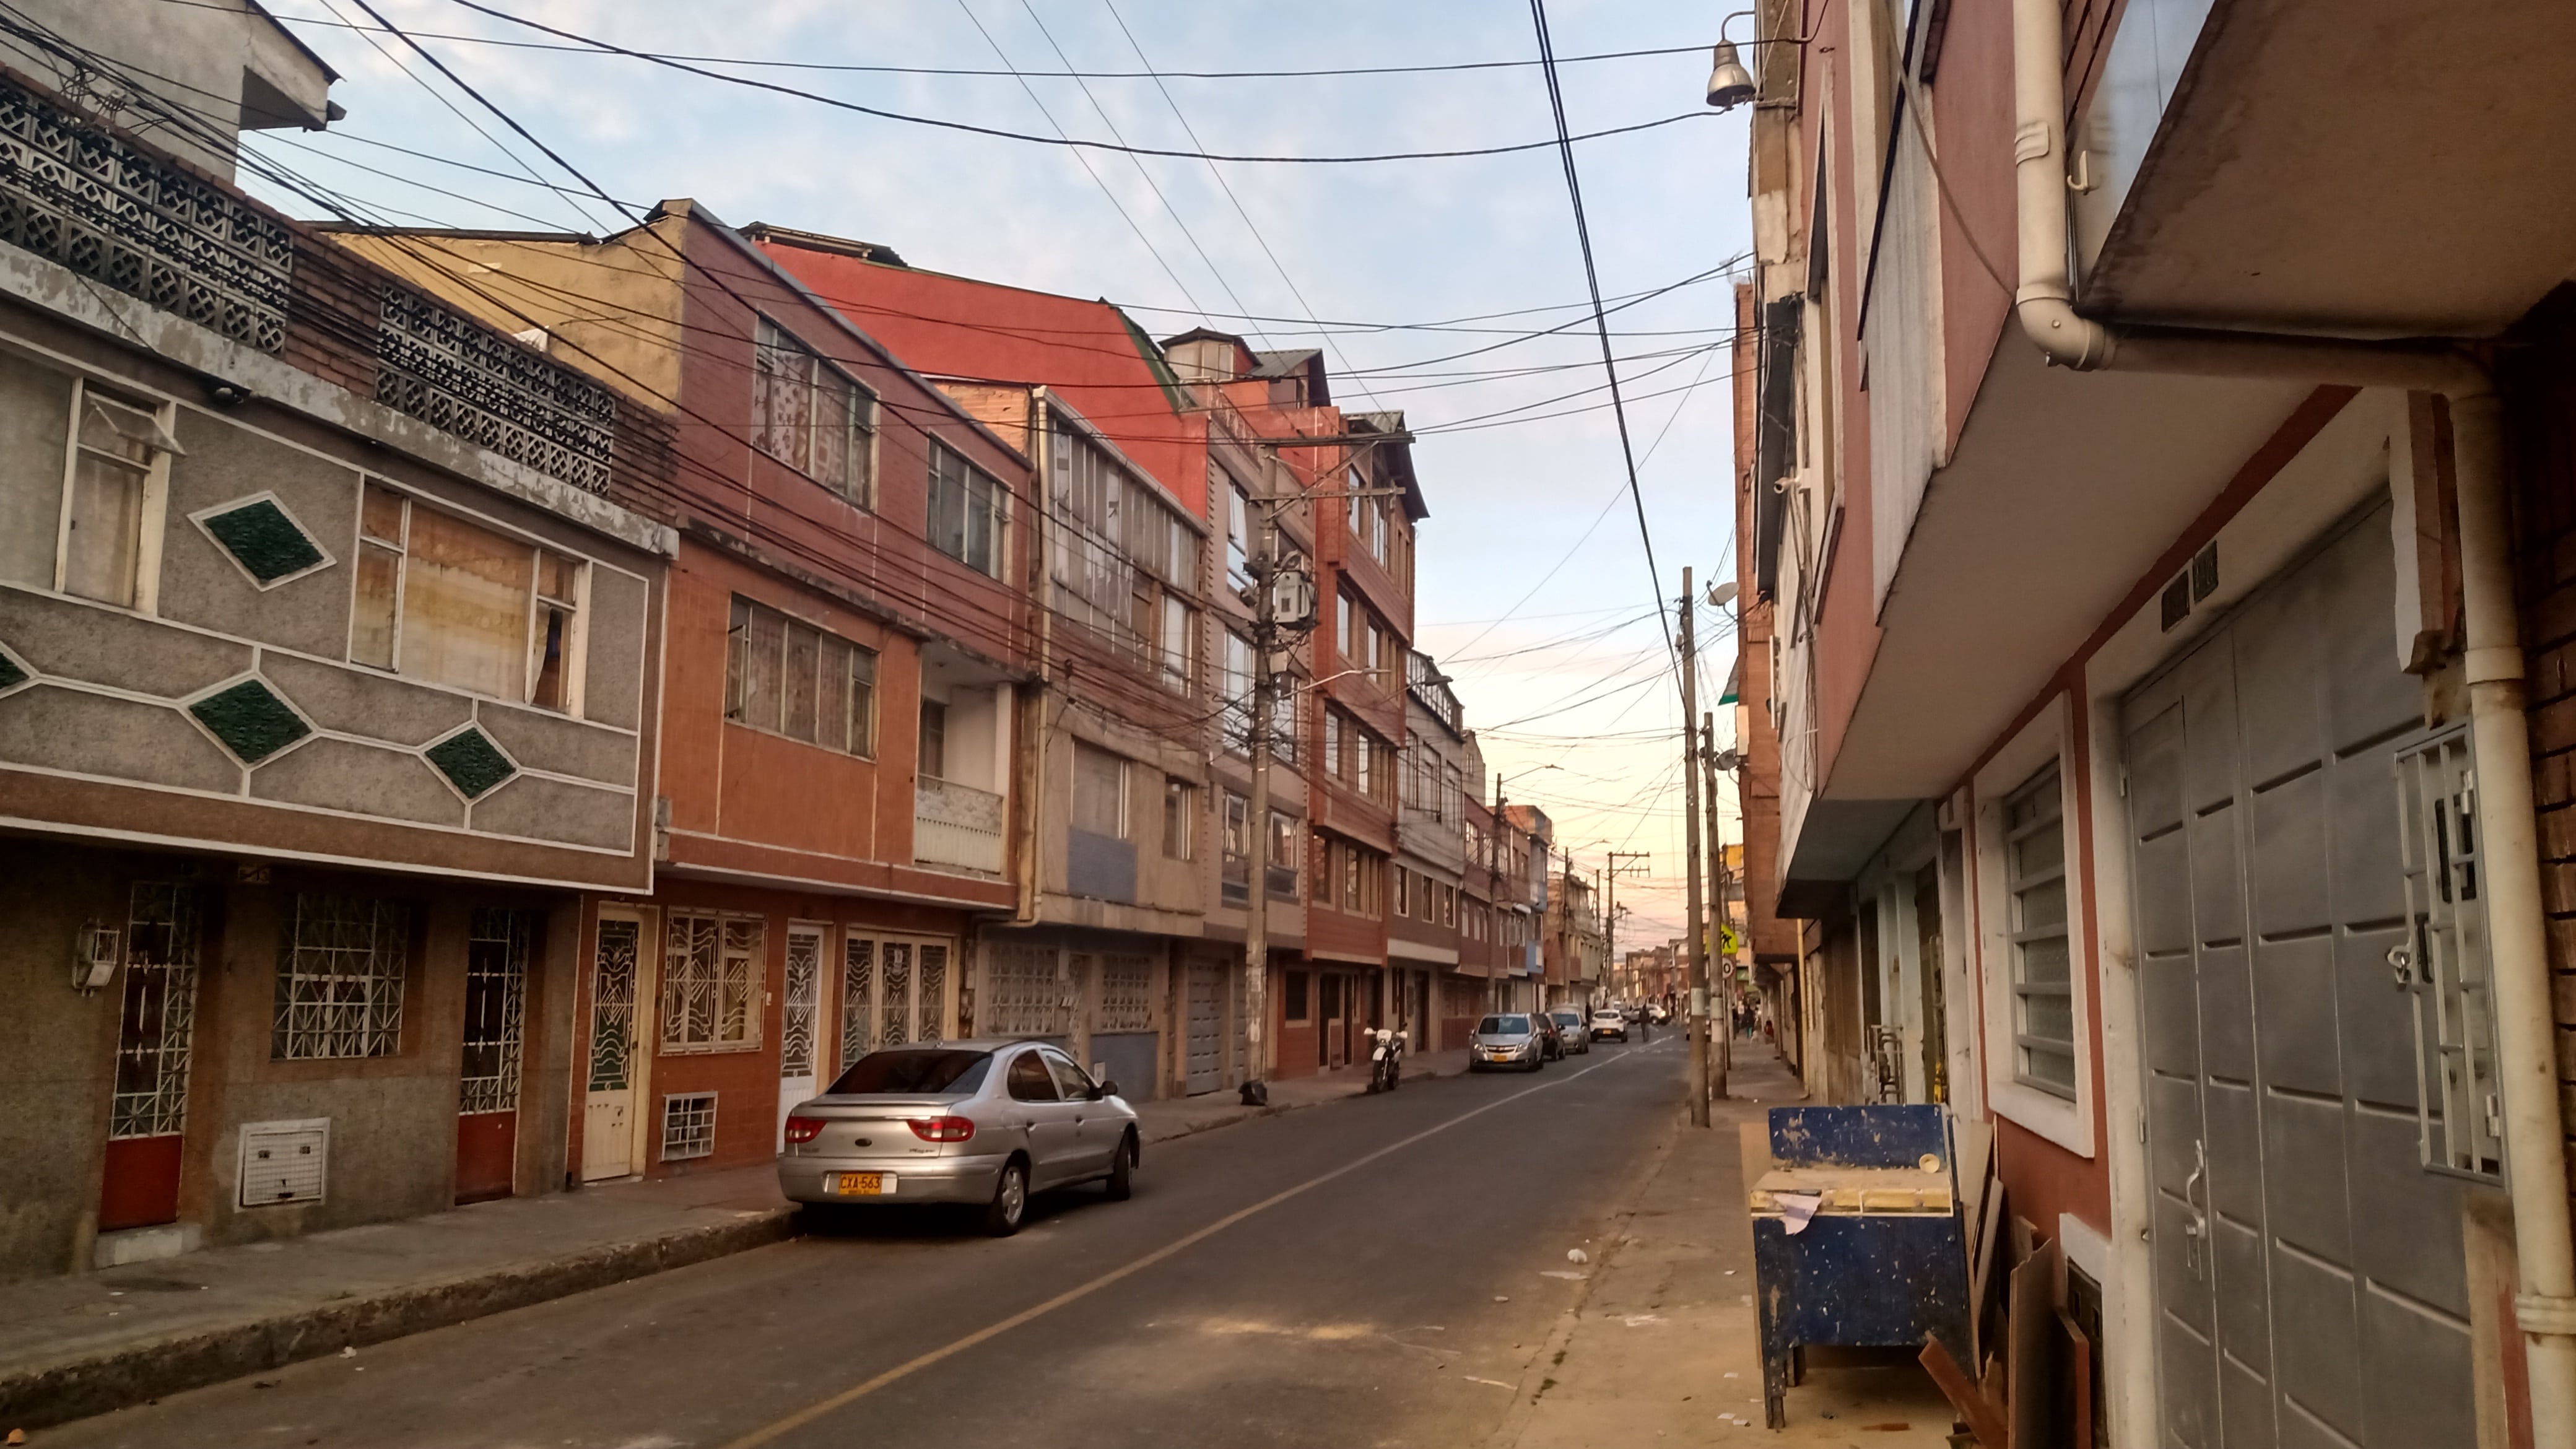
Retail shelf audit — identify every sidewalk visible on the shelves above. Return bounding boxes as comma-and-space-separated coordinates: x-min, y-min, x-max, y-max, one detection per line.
1486, 1040, 1959, 1448
0, 1049, 1470, 1432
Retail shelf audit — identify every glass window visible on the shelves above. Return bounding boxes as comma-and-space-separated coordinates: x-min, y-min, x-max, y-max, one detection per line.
754, 318, 875, 503
1223, 791, 1250, 858
1160, 593, 1194, 694
825, 1048, 991, 1096
1225, 477, 1251, 584
1221, 630, 1255, 753
1043, 1051, 1096, 1101
2004, 762, 2076, 1096
1006, 1049, 1059, 1102
1284, 970, 1310, 1022
1073, 741, 1128, 838
351, 485, 588, 715
929, 442, 1004, 576
1164, 777, 1193, 859
661, 913, 762, 1051
725, 596, 877, 756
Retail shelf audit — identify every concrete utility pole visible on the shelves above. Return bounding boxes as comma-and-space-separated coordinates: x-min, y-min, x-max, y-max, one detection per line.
1703, 710, 1728, 1100
1242, 496, 1317, 1102
1677, 567, 1710, 1128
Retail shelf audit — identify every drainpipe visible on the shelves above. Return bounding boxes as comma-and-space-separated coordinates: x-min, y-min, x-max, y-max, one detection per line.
2008, 0, 2576, 1428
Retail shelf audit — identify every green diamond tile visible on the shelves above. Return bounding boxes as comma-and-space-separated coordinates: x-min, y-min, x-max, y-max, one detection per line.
190, 679, 310, 763
426, 727, 516, 799
202, 498, 325, 583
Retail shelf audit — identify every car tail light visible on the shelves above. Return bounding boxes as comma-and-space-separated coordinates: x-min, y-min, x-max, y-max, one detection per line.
909, 1115, 975, 1143
783, 1115, 826, 1144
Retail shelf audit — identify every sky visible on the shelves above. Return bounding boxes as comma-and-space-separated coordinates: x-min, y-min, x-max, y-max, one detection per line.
238, 0, 1756, 956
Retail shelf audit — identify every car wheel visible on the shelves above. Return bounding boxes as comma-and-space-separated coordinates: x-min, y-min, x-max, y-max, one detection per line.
1105, 1131, 1136, 1201
981, 1158, 1029, 1237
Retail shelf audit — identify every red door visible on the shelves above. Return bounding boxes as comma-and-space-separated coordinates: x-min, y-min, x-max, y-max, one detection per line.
101, 884, 207, 1231
455, 910, 534, 1204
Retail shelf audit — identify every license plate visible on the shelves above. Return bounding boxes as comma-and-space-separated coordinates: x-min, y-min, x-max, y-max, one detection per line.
1485, 1050, 1513, 1060
833, 1172, 894, 1196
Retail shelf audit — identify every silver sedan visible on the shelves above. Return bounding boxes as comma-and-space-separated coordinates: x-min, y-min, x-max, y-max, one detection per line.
1547, 1009, 1593, 1055
778, 1039, 1140, 1236
1466, 1013, 1546, 1072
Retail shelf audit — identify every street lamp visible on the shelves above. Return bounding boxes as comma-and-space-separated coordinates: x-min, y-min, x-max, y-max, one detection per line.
1705, 41, 1755, 110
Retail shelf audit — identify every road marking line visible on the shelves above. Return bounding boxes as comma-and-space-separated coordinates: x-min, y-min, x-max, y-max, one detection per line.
715, 1048, 1649, 1449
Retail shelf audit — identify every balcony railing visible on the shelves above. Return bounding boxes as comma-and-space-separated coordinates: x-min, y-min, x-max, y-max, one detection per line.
916, 777, 1006, 875
0, 75, 292, 353
376, 285, 616, 496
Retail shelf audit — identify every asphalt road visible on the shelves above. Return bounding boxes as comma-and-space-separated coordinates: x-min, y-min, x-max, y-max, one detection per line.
45, 1037, 1687, 1449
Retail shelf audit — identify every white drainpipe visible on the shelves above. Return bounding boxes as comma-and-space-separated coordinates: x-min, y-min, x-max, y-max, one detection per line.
2006, 0, 2576, 1431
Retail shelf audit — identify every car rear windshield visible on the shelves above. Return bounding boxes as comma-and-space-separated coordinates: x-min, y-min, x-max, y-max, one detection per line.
1477, 1015, 1532, 1034
1552, 1012, 1583, 1024
825, 1049, 992, 1096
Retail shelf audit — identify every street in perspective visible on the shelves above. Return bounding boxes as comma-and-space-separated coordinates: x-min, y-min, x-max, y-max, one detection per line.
2, 1, 2574, 1447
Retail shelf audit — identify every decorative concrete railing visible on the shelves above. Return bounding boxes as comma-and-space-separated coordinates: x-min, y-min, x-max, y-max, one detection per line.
915, 777, 1005, 875
375, 285, 616, 496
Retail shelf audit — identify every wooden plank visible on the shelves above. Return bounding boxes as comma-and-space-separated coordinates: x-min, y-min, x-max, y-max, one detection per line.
2055, 1307, 2095, 1449
2007, 1238, 2061, 1448
1919, 1336, 2008, 1448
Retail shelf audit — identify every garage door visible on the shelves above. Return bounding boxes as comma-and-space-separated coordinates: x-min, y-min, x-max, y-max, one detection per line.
1186, 962, 1223, 1095
2121, 502, 2476, 1448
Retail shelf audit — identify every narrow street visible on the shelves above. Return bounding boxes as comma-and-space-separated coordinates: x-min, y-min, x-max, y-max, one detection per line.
43, 1043, 1694, 1449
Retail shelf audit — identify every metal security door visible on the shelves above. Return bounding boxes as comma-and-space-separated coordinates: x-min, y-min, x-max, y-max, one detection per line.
2123, 503, 2476, 1448
456, 909, 533, 1204
776, 925, 823, 1149
101, 882, 205, 1232
1186, 963, 1222, 1094
583, 911, 646, 1181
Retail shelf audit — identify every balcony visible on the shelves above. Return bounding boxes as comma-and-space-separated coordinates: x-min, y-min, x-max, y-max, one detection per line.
916, 777, 1005, 876
375, 285, 617, 496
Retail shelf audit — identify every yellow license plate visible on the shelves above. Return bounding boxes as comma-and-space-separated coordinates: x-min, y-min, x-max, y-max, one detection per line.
833, 1172, 892, 1196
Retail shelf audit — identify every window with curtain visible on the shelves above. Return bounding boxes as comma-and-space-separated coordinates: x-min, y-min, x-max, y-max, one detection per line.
725, 596, 877, 756
352, 483, 588, 714
1073, 741, 1128, 839
753, 317, 875, 503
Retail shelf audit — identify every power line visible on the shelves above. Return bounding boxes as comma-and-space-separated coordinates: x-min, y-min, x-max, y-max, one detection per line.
1526, 0, 1674, 672
433, 0, 1720, 166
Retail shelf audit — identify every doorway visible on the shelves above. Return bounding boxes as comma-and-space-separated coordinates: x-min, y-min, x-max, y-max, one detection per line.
1320, 973, 1345, 1068
1186, 962, 1223, 1094
100, 882, 207, 1232
837, 934, 955, 1073
581, 908, 651, 1182
2123, 502, 2474, 1447
777, 925, 824, 1148
1913, 865, 1947, 1103
456, 908, 536, 1204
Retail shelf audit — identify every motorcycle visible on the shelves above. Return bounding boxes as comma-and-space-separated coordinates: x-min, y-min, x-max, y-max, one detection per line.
1366, 1027, 1408, 1093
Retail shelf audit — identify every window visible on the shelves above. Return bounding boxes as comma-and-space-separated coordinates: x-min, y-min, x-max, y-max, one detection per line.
919, 698, 947, 780
1164, 777, 1194, 859
352, 484, 589, 714
1443, 885, 1458, 927
753, 317, 875, 503
1073, 742, 1128, 839
2004, 763, 2076, 1096
1221, 630, 1255, 752
1284, 970, 1310, 1022
929, 442, 1004, 576
1325, 711, 1345, 781
1051, 417, 1198, 687
1043, 1051, 1097, 1101
661, 913, 762, 1051
272, 894, 411, 1060
1006, 1050, 1059, 1102
1268, 811, 1300, 899
1368, 736, 1396, 807
660, 1092, 717, 1160
65, 386, 175, 608
1223, 790, 1250, 858
726, 596, 877, 755
1395, 866, 1411, 918
1224, 476, 1251, 585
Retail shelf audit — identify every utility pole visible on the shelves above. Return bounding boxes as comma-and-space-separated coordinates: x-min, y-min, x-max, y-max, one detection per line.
1242, 492, 1317, 1105
1704, 710, 1729, 1100
1678, 567, 1710, 1128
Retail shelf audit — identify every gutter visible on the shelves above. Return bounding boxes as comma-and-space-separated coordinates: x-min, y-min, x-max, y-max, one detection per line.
2008, 0, 2576, 1429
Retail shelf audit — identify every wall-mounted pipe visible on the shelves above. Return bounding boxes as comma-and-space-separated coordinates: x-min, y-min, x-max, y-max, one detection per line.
2006, 0, 2576, 1435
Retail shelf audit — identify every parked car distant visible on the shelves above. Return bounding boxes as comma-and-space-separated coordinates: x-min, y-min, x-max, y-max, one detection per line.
1590, 1008, 1629, 1042
1467, 1013, 1546, 1073
1548, 1009, 1591, 1055
778, 1040, 1138, 1237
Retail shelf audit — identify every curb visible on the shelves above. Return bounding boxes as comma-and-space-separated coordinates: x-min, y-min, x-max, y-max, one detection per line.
0, 1207, 798, 1430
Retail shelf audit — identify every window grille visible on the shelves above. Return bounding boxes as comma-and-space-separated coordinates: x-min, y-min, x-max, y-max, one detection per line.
1099, 954, 1154, 1033
983, 942, 1068, 1037
273, 894, 411, 1060
111, 882, 206, 1140
881, 941, 914, 1047
2396, 728, 2506, 1180
660, 1092, 716, 1161
0, 76, 292, 352
459, 908, 534, 1114
2003, 763, 2076, 1096
840, 936, 876, 1069
587, 918, 639, 1092
781, 927, 820, 1078
375, 284, 616, 496
918, 944, 949, 1043
661, 913, 760, 1051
